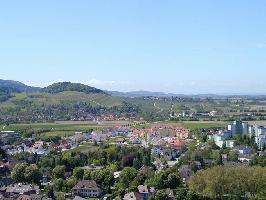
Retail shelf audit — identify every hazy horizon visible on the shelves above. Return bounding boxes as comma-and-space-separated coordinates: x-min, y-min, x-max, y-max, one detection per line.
1, 78, 266, 96
1, 1, 266, 94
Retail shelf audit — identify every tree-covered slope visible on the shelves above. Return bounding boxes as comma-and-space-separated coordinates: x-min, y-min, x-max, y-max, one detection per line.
42, 82, 105, 94
0, 79, 40, 93
0, 90, 138, 122
0, 88, 13, 102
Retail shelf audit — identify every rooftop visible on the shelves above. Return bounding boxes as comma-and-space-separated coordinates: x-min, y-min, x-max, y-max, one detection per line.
73, 180, 99, 190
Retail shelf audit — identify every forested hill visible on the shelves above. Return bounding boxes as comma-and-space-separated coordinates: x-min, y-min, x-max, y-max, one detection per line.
0, 88, 13, 102
0, 79, 40, 103
42, 82, 105, 94
0, 79, 40, 93
0, 81, 140, 122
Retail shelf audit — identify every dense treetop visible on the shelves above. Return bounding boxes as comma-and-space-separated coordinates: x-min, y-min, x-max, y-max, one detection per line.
189, 166, 266, 199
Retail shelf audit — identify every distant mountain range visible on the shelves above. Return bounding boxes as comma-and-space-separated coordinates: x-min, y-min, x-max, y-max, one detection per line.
0, 79, 105, 94
107, 90, 253, 99
0, 79, 266, 99
1, 78, 266, 122
107, 90, 184, 97
0, 79, 184, 97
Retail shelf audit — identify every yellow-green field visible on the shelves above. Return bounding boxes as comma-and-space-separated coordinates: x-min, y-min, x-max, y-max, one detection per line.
70, 142, 100, 153
1, 121, 126, 139
182, 121, 228, 130
152, 120, 228, 130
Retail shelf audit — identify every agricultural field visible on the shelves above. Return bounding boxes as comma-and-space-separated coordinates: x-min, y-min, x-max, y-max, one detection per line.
0, 120, 238, 138
182, 121, 228, 130
35, 131, 75, 139
0, 120, 147, 139
153, 120, 228, 130
2, 123, 107, 132
70, 142, 100, 153
1, 121, 118, 139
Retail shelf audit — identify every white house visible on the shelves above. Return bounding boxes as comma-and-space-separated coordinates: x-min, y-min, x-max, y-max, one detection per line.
72, 180, 101, 198
212, 131, 232, 148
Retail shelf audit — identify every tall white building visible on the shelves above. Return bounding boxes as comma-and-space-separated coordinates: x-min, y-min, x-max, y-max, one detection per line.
256, 135, 266, 150
228, 121, 244, 136
248, 126, 255, 138
227, 121, 249, 136
212, 131, 233, 148
210, 121, 266, 150
242, 122, 249, 135
254, 126, 266, 137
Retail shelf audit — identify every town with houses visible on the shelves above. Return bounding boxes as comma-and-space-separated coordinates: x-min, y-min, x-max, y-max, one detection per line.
2, 0, 266, 199
0, 119, 266, 200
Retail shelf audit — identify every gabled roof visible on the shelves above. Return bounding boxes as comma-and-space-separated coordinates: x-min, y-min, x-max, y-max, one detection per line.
138, 185, 155, 194
30, 194, 45, 200
73, 196, 87, 200
123, 192, 142, 200
17, 195, 32, 200
72, 180, 99, 190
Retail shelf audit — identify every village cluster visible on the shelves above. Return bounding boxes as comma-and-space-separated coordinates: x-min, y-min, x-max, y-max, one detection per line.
0, 120, 266, 200
1, 124, 191, 156
0, 124, 191, 200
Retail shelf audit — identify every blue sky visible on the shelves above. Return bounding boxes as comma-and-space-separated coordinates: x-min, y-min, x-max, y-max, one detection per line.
0, 0, 266, 94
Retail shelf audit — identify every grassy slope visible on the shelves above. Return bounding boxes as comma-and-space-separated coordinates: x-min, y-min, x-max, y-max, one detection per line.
0, 91, 255, 123
0, 91, 124, 109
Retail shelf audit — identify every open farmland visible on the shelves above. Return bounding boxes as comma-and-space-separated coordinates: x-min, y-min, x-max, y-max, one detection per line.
70, 142, 100, 153
152, 121, 228, 130
1, 121, 134, 139
182, 121, 228, 130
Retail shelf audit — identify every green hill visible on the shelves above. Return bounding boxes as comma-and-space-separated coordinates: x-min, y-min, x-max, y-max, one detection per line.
0, 79, 40, 93
42, 82, 105, 94
0, 81, 180, 123
0, 79, 40, 103
0, 90, 132, 122
0, 81, 141, 122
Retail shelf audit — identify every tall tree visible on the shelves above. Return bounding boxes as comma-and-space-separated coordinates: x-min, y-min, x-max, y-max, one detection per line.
24, 164, 42, 184
73, 167, 84, 180
119, 167, 138, 189
52, 165, 66, 179
11, 163, 27, 183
